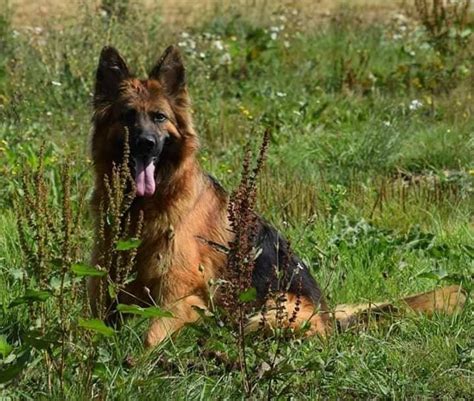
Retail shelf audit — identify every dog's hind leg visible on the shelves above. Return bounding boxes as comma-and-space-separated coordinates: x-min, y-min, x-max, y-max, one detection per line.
245, 293, 332, 337
144, 294, 207, 348
245, 286, 467, 337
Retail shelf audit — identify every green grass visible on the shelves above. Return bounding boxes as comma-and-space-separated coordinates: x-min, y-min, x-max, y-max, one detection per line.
0, 2, 473, 399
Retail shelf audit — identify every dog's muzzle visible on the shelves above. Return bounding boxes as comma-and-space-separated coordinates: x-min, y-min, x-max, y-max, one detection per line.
131, 133, 160, 198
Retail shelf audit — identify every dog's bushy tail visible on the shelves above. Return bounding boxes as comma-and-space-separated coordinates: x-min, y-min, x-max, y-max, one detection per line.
334, 285, 467, 330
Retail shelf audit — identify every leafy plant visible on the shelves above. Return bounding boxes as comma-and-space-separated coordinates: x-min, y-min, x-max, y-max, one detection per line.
0, 1, 472, 399
414, 0, 472, 52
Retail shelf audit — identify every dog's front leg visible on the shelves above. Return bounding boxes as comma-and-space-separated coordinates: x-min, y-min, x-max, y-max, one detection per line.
144, 294, 206, 348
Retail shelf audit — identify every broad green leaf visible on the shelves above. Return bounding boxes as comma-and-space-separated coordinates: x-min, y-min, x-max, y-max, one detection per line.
116, 304, 173, 318
239, 287, 257, 303
116, 238, 142, 251
78, 318, 115, 337
93, 362, 107, 379
23, 330, 59, 350
0, 336, 12, 358
417, 269, 448, 281
50, 258, 63, 268
0, 362, 25, 384
0, 350, 31, 384
9, 289, 51, 308
71, 263, 106, 277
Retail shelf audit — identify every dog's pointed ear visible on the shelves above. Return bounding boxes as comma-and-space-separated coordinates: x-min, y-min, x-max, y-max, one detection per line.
149, 45, 186, 97
94, 46, 130, 103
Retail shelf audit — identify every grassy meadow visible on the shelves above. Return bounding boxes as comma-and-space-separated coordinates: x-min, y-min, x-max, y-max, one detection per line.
0, 0, 473, 399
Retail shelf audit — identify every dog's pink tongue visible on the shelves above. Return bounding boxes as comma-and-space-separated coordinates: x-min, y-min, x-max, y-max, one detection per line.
135, 160, 156, 197
144, 161, 156, 196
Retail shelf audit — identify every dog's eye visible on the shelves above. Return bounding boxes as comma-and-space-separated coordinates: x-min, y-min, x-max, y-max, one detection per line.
152, 113, 167, 124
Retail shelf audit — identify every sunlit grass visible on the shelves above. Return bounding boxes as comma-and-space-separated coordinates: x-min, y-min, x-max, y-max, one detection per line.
0, 1, 473, 399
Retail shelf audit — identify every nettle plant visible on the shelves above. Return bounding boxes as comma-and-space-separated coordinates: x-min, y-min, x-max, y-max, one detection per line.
4, 147, 92, 393
1, 131, 306, 398
414, 0, 472, 52
1, 139, 158, 395
196, 130, 311, 398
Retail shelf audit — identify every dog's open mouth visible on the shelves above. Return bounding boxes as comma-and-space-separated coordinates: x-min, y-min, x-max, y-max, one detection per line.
133, 158, 156, 197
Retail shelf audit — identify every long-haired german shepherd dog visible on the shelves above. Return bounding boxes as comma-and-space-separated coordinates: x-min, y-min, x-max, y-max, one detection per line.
88, 45, 466, 348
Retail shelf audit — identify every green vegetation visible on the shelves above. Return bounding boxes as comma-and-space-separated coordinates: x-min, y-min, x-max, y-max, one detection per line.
0, 1, 473, 399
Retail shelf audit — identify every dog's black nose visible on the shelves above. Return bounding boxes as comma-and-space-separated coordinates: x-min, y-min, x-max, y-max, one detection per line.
137, 134, 157, 155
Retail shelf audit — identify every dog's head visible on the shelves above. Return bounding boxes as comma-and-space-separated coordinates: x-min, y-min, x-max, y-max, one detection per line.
92, 45, 197, 197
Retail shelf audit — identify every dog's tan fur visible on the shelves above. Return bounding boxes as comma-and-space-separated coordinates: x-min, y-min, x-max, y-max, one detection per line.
88, 46, 466, 348
89, 46, 235, 346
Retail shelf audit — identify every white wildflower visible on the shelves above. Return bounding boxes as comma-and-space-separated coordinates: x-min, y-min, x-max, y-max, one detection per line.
276, 92, 287, 97
219, 53, 232, 65
393, 13, 408, 23
51, 81, 62, 86
213, 40, 224, 51
409, 99, 423, 111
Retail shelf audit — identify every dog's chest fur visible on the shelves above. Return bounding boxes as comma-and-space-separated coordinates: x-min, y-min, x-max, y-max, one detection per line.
130, 175, 231, 305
